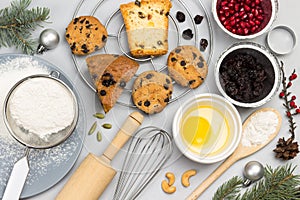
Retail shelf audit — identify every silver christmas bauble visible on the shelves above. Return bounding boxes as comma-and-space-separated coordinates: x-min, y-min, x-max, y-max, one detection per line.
243, 161, 264, 187
37, 29, 60, 54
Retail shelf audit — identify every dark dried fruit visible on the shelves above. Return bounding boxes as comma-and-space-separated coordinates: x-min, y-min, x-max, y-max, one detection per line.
194, 15, 204, 25
138, 11, 146, 19
99, 90, 106, 96
146, 73, 153, 79
171, 57, 177, 62
135, 0, 141, 7
175, 48, 181, 53
180, 61, 186, 66
176, 11, 185, 23
119, 81, 126, 88
144, 100, 151, 107
200, 39, 208, 51
102, 35, 107, 42
182, 29, 193, 40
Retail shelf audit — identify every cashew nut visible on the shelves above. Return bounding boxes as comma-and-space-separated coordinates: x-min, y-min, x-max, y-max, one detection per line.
181, 169, 197, 187
166, 172, 175, 185
161, 180, 176, 194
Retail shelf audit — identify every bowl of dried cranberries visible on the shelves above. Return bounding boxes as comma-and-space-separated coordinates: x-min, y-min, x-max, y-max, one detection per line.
212, 0, 278, 39
215, 42, 281, 107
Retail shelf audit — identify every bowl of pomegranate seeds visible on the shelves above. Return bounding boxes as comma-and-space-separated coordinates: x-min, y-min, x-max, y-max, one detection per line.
212, 0, 278, 39
215, 42, 281, 107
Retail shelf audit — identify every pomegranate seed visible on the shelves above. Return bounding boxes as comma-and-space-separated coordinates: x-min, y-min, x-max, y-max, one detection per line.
245, 0, 251, 5
249, 20, 256, 26
239, 11, 245, 17
221, 1, 228, 6
237, 28, 243, 34
257, 15, 264, 21
236, 18, 240, 23
245, 22, 251, 28
279, 92, 285, 98
251, 26, 256, 33
243, 28, 249, 35
251, 2, 255, 8
235, 4, 240, 11
230, 20, 236, 26
232, 28, 237, 34
296, 109, 300, 114
223, 6, 230, 10
292, 95, 297, 100
224, 20, 230, 26
244, 5, 251, 11
225, 25, 232, 31
258, 9, 264, 14
255, 20, 261, 25
290, 101, 296, 107
255, 0, 261, 5
229, 10, 235, 14
240, 7, 245, 12
228, 3, 234, 7
254, 9, 259, 16
240, 21, 246, 28
234, 13, 239, 17
225, 12, 230, 17
248, 13, 254, 19
242, 14, 248, 19
219, 10, 224, 15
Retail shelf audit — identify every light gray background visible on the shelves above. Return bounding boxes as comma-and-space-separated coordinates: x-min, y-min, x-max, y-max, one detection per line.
0, 0, 299, 199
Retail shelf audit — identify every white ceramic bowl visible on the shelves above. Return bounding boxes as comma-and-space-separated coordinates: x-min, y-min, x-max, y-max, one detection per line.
215, 42, 280, 108
212, 0, 278, 39
172, 93, 242, 164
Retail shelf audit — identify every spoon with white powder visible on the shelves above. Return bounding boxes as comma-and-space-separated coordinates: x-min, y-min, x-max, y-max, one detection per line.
187, 108, 282, 200
2, 73, 78, 200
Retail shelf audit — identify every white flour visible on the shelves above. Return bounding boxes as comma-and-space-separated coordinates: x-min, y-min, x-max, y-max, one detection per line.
0, 56, 82, 194
9, 77, 75, 140
242, 111, 279, 147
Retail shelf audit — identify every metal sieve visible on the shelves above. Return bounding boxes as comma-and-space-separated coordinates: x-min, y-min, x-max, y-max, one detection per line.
2, 71, 79, 200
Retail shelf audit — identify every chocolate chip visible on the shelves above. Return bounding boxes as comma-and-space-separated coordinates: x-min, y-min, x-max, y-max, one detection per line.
175, 48, 181, 53
148, 14, 152, 20
160, 9, 164, 15
79, 26, 83, 33
139, 44, 145, 49
102, 80, 110, 87
200, 38, 208, 51
135, 0, 141, 7
85, 20, 90, 24
166, 78, 171, 84
82, 49, 89, 54
180, 61, 186, 66
86, 24, 92, 29
144, 100, 151, 107
66, 34, 70, 38
102, 35, 107, 42
164, 98, 170, 103
119, 81, 126, 88
86, 33, 90, 38
164, 84, 169, 90
199, 56, 204, 62
194, 15, 204, 25
145, 73, 153, 79
176, 11, 185, 23
71, 42, 76, 51
171, 57, 177, 62
165, 12, 169, 16
73, 17, 79, 24
197, 62, 204, 68
189, 80, 196, 85
138, 101, 142, 106
157, 40, 163, 46
103, 73, 112, 77
182, 29, 194, 40
80, 18, 86, 24
99, 90, 106, 96
138, 12, 146, 18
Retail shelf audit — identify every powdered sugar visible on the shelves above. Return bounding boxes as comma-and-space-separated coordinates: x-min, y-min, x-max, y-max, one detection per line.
0, 56, 84, 197
242, 111, 279, 147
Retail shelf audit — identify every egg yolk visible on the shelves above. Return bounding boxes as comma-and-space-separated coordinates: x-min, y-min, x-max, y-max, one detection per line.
182, 116, 211, 149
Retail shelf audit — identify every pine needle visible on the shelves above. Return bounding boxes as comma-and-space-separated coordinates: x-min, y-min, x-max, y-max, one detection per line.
213, 164, 300, 200
0, 0, 50, 54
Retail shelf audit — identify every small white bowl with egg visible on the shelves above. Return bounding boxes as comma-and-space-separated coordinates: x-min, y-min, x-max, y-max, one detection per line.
172, 93, 242, 164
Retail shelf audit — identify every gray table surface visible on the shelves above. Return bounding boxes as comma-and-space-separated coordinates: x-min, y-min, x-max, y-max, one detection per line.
0, 0, 299, 199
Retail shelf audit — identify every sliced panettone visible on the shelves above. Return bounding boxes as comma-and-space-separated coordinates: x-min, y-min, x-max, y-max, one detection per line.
120, 0, 172, 57
86, 54, 139, 113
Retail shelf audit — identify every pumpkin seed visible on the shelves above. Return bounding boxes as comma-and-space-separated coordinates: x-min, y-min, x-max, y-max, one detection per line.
88, 121, 97, 135
96, 131, 102, 142
102, 123, 112, 129
93, 113, 105, 119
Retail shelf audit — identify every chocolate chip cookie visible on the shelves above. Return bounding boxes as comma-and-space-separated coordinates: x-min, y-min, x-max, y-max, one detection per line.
132, 71, 173, 114
167, 45, 208, 89
65, 16, 108, 55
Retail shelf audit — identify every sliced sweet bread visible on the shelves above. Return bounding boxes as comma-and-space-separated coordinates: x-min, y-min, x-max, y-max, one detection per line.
86, 54, 139, 113
167, 45, 208, 89
120, 0, 172, 57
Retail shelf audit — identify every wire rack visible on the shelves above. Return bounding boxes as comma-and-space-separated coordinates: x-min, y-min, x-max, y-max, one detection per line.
71, 0, 214, 108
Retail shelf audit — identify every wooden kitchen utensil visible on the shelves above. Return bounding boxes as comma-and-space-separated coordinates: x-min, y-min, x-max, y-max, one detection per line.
186, 108, 282, 200
56, 111, 144, 200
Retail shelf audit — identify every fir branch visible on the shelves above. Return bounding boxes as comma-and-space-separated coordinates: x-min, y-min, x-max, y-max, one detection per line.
0, 0, 50, 54
213, 176, 243, 200
213, 164, 300, 200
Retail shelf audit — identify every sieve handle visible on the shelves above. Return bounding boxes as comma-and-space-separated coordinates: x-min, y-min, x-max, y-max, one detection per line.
2, 148, 30, 200
102, 112, 143, 162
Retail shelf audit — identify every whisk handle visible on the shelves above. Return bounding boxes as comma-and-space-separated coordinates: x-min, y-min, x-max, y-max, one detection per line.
103, 111, 144, 161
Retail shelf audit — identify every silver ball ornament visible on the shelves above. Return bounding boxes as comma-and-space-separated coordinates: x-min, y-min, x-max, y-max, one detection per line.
37, 29, 60, 54
243, 161, 264, 187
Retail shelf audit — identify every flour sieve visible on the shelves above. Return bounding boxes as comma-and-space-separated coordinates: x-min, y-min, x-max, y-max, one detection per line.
2, 71, 79, 200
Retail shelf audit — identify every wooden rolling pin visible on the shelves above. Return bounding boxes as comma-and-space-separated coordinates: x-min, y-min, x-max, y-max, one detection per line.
56, 111, 144, 200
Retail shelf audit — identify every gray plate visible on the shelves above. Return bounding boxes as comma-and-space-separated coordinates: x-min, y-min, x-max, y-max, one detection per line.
0, 54, 86, 198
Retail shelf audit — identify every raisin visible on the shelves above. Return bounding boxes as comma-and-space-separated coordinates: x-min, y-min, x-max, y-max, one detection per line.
138, 101, 142, 106
180, 61, 186, 66
160, 9, 164, 15
176, 11, 185, 23
171, 57, 177, 62
86, 33, 90, 38
71, 42, 76, 51
145, 73, 153, 79
102, 80, 110, 87
200, 39, 208, 51
86, 20, 90, 24
95, 27, 98, 30
102, 35, 107, 42
86, 24, 92, 29
182, 29, 194, 40
148, 14, 152, 20
66, 34, 70, 38
164, 84, 169, 90
194, 15, 204, 25
144, 100, 151, 107
99, 90, 106, 96
138, 12, 146, 18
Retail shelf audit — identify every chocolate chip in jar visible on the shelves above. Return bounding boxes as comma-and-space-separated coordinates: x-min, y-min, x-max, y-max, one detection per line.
176, 11, 186, 23
182, 29, 194, 40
